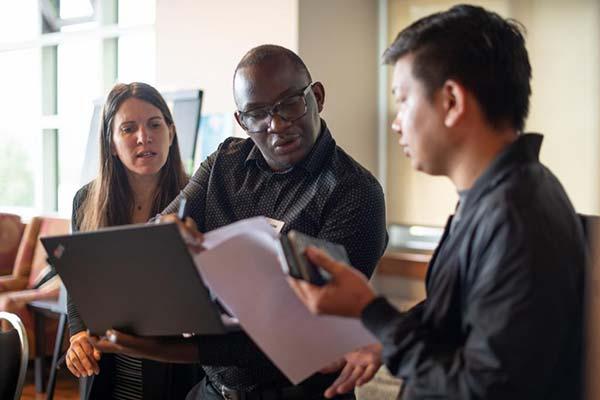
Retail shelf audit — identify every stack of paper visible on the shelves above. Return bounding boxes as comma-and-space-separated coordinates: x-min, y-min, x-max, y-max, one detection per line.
193, 217, 378, 384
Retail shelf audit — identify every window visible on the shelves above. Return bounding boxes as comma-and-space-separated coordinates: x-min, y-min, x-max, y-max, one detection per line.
0, 0, 156, 218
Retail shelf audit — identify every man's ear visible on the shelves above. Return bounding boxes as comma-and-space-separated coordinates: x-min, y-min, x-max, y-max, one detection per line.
442, 80, 466, 127
311, 82, 325, 113
234, 111, 245, 130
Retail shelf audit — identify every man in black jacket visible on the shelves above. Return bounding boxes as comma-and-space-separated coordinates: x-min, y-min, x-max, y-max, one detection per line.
289, 5, 585, 400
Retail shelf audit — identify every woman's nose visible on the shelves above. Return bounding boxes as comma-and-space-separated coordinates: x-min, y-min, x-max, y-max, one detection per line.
136, 126, 152, 144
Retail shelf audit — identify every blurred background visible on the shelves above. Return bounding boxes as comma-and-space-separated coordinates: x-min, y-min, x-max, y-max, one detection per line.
1, 0, 598, 226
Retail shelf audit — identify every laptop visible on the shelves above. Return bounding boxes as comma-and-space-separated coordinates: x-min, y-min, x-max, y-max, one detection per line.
42, 222, 226, 337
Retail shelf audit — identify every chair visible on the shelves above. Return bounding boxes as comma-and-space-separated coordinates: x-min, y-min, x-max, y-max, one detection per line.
0, 213, 25, 276
28, 282, 68, 400
0, 311, 29, 400
0, 216, 70, 393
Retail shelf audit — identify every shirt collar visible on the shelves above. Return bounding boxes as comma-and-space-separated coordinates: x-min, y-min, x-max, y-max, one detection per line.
462, 133, 543, 210
244, 119, 335, 175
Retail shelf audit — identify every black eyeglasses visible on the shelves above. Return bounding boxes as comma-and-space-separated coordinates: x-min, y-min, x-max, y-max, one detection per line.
237, 84, 314, 134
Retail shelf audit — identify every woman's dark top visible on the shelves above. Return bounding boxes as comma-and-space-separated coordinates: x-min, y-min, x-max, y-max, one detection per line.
67, 184, 201, 400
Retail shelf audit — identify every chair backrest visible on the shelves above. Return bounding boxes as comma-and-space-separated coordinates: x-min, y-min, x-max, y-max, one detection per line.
0, 213, 25, 275
10, 217, 70, 288
0, 311, 28, 400
26, 217, 70, 289
11, 217, 43, 279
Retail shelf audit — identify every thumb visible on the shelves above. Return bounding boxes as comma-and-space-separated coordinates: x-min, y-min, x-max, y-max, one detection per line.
305, 247, 346, 275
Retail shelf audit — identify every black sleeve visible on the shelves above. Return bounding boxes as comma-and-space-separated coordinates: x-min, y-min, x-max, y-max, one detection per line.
362, 206, 579, 400
159, 149, 217, 231
192, 160, 386, 365
316, 174, 387, 278
67, 185, 89, 336
161, 148, 266, 365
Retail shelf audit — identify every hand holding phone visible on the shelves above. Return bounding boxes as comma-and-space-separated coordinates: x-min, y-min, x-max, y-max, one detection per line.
280, 230, 349, 286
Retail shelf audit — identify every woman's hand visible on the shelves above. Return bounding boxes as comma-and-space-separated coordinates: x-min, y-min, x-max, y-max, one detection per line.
66, 331, 101, 378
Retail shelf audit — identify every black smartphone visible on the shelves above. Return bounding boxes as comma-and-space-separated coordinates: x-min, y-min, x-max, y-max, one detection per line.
280, 230, 349, 286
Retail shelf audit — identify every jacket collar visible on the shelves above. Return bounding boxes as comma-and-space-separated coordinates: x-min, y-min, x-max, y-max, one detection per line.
462, 133, 543, 211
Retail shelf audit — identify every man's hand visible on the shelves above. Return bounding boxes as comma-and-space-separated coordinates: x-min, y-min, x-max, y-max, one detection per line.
66, 331, 101, 378
157, 214, 204, 253
90, 329, 199, 364
322, 343, 383, 398
287, 247, 377, 318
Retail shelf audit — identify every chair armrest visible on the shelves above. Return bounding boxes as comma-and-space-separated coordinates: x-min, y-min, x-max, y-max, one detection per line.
0, 275, 28, 292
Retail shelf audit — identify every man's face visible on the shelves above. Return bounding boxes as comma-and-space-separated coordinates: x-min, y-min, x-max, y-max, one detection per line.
234, 60, 324, 171
391, 55, 448, 176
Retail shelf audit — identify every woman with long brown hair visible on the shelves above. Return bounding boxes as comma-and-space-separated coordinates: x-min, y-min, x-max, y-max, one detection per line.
65, 82, 197, 399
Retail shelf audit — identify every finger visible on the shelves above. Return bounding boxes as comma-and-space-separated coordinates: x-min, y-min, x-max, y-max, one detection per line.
78, 339, 100, 374
288, 278, 327, 314
325, 362, 355, 397
336, 365, 366, 394
72, 343, 97, 376
65, 352, 80, 378
183, 216, 198, 232
356, 363, 379, 386
287, 277, 309, 303
67, 348, 88, 377
157, 213, 179, 224
93, 348, 102, 361
305, 247, 347, 275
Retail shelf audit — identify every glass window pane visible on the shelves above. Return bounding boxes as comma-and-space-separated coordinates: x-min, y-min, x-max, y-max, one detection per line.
0, 49, 41, 209
0, 0, 39, 44
57, 38, 103, 215
60, 0, 94, 19
119, 0, 156, 26
118, 31, 156, 84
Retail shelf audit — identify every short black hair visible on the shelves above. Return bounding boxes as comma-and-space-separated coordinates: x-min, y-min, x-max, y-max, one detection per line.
234, 44, 312, 83
384, 4, 531, 132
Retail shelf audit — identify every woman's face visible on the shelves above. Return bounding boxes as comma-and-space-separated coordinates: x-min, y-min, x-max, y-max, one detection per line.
110, 97, 174, 179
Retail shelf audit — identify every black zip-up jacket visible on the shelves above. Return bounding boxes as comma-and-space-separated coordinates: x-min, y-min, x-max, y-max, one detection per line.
362, 134, 585, 400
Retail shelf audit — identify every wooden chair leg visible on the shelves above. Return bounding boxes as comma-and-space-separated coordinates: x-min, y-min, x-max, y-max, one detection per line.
46, 313, 67, 400
34, 310, 47, 393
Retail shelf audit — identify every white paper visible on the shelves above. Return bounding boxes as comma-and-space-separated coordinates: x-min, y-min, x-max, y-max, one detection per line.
202, 216, 277, 250
193, 220, 378, 384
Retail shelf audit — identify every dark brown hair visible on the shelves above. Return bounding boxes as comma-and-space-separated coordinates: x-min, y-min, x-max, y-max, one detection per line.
78, 82, 188, 231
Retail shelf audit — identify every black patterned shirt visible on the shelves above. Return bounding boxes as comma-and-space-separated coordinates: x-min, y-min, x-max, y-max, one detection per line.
161, 120, 387, 395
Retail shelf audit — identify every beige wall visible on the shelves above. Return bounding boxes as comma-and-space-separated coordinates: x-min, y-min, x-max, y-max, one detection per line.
298, 0, 379, 173
155, 0, 380, 173
155, 0, 299, 115
518, 0, 600, 215
386, 0, 600, 226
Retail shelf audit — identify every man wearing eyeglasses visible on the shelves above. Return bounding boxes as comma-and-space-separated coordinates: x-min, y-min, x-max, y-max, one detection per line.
91, 45, 387, 400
